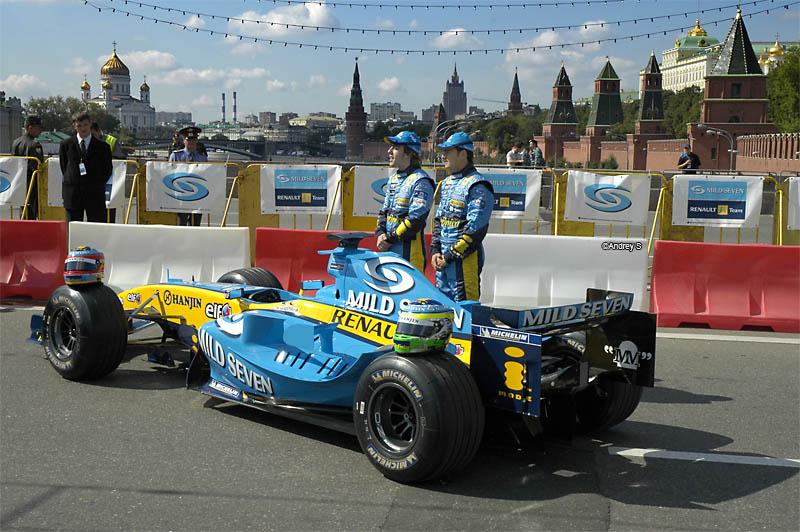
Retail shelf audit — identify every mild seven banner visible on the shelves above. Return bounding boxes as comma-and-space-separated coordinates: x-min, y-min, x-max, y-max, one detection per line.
260, 164, 341, 215
477, 168, 542, 220
564, 171, 650, 226
146, 161, 226, 213
0, 157, 29, 206
672, 175, 763, 228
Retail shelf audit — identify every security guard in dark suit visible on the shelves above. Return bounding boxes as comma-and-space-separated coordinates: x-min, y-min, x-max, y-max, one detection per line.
11, 115, 44, 219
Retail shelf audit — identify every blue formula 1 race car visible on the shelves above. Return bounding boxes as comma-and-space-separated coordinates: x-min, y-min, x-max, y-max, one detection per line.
33, 232, 656, 483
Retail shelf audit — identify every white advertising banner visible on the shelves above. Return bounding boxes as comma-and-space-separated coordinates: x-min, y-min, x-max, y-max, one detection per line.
564, 171, 650, 226
105, 161, 128, 209
259, 164, 341, 215
46, 158, 127, 209
788, 177, 800, 231
0, 157, 29, 206
352, 166, 394, 218
672, 174, 763, 228
47, 157, 62, 207
477, 167, 542, 220
146, 161, 226, 213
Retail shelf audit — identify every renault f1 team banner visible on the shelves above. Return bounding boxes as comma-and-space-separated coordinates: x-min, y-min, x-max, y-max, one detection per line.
146, 161, 226, 213
352, 166, 394, 218
0, 157, 28, 206
672, 175, 763, 228
477, 168, 542, 220
45, 159, 128, 209
260, 164, 341, 215
788, 177, 800, 231
564, 171, 650, 226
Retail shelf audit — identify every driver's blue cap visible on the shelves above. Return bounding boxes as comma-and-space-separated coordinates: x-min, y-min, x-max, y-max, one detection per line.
437, 131, 474, 152
384, 131, 421, 154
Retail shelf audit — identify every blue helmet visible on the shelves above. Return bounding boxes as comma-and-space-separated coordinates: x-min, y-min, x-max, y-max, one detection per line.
384, 130, 421, 154
437, 131, 474, 152
64, 246, 104, 285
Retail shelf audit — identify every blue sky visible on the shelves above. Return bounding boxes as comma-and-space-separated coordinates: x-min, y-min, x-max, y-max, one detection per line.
1, 0, 797, 124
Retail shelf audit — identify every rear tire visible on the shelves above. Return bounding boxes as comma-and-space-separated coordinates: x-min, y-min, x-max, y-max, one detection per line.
574, 377, 642, 434
42, 284, 127, 380
353, 351, 484, 483
217, 267, 282, 289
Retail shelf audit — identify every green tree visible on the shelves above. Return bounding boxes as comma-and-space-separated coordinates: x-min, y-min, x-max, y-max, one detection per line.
575, 104, 591, 136
663, 87, 703, 138
367, 121, 392, 141
767, 46, 800, 132
608, 101, 639, 136
24, 96, 120, 134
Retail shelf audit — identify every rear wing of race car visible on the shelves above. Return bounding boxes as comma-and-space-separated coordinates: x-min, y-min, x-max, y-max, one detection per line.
467, 289, 656, 419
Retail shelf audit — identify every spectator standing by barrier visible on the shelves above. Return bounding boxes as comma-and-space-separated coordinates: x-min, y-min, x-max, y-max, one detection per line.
506, 141, 525, 168
91, 122, 124, 223
677, 143, 701, 174
529, 139, 545, 168
375, 131, 435, 273
431, 132, 494, 302
169, 126, 207, 226
11, 115, 44, 220
59, 111, 112, 223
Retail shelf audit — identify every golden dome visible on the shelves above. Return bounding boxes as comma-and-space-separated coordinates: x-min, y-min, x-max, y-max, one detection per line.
81, 76, 90, 90
140, 80, 150, 91
102, 79, 112, 90
769, 39, 784, 57
101, 51, 130, 76
687, 18, 708, 37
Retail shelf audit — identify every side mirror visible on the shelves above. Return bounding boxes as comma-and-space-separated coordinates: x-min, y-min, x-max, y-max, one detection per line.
301, 280, 324, 291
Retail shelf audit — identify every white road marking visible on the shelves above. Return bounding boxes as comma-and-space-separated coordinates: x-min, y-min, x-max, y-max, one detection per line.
608, 446, 800, 468
657, 331, 800, 345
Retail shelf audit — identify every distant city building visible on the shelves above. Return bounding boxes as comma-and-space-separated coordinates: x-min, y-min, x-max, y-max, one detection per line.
81, 44, 155, 131
345, 60, 367, 158
370, 102, 402, 121
309, 111, 337, 118
468, 105, 485, 116
0, 92, 23, 153
754, 38, 794, 74
259, 111, 277, 125
507, 70, 523, 115
660, 19, 722, 95
155, 111, 193, 126
421, 104, 438, 122
289, 116, 342, 128
243, 113, 259, 125
442, 64, 467, 118
279, 112, 298, 125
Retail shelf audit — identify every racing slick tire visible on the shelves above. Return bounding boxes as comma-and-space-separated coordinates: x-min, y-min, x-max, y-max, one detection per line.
353, 351, 484, 483
42, 284, 127, 381
217, 267, 282, 289
574, 376, 643, 434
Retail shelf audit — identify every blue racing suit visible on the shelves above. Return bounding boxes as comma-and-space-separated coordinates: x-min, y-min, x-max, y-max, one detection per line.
375, 166, 435, 272
430, 165, 494, 302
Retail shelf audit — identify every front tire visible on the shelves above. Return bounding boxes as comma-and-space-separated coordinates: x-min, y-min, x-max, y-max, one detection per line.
353, 351, 484, 483
42, 284, 127, 380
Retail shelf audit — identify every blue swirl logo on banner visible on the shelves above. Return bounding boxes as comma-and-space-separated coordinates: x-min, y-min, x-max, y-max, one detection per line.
687, 180, 746, 220
0, 170, 10, 193
584, 184, 632, 213
371, 177, 389, 204
486, 173, 526, 212
274, 168, 327, 207
162, 173, 210, 202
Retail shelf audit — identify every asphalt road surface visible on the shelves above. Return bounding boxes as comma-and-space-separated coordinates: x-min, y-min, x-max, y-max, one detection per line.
1, 304, 798, 532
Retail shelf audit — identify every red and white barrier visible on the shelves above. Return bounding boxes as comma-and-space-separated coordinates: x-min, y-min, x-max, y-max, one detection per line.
651, 241, 800, 333
0, 220, 67, 300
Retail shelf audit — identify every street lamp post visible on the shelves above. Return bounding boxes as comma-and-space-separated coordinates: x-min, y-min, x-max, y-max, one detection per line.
697, 124, 736, 171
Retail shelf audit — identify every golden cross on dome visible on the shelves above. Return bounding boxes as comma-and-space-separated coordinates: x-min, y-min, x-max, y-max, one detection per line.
112, 41, 117, 53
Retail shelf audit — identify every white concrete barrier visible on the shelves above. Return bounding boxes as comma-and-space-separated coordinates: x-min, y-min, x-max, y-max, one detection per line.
481, 234, 649, 311
68, 222, 250, 293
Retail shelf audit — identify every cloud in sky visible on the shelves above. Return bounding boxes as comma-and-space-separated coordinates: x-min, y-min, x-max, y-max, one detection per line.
266, 79, 288, 92
228, 42, 261, 57
377, 76, 402, 92
97, 50, 178, 72
192, 95, 213, 106
233, 5, 339, 38
431, 29, 483, 50
375, 17, 393, 28
308, 74, 326, 88
337, 83, 352, 97
64, 57, 91, 75
151, 67, 267, 87
184, 15, 205, 29
1, 74, 45, 93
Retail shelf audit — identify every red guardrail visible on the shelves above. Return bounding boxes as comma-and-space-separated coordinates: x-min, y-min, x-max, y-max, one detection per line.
650, 240, 800, 333
254, 228, 435, 292
0, 220, 67, 300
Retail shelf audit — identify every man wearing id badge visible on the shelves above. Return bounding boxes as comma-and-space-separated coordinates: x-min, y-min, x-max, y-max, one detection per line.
59, 111, 112, 223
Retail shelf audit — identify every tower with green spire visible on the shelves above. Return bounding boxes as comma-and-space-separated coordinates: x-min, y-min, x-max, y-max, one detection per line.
636, 52, 665, 135
346, 59, 367, 158
507, 69, 523, 115
586, 58, 623, 137
541, 62, 578, 162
